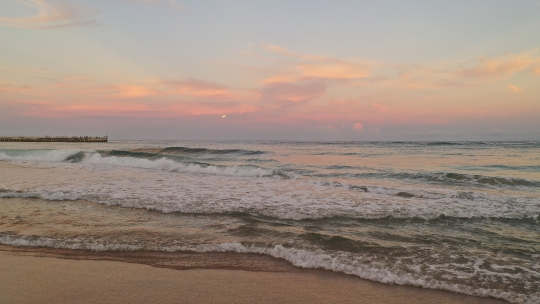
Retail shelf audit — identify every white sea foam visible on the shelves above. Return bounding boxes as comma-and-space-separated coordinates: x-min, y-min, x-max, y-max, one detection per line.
0, 234, 536, 304
1, 187, 538, 221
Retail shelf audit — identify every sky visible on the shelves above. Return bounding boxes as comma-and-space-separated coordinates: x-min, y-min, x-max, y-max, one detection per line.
1, 0, 539, 141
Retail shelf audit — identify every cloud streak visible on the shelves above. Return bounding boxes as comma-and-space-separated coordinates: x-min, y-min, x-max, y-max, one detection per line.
11, 100, 257, 118
161, 79, 232, 99
396, 50, 540, 90
261, 81, 326, 103
508, 85, 523, 93
458, 51, 540, 78
0, 0, 99, 29
261, 44, 372, 83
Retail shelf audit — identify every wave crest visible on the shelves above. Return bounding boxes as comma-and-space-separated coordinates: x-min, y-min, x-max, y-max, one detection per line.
83, 153, 272, 176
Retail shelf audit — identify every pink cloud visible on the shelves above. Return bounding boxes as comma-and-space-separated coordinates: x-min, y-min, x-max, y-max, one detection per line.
112, 85, 160, 99
94, 79, 238, 100
372, 102, 388, 112
161, 79, 233, 99
3, 42, 539, 133
353, 122, 364, 130
1, 75, 259, 118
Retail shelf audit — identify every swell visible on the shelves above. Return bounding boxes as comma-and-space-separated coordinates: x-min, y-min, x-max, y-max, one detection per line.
0, 234, 534, 304
485, 165, 540, 172
315, 171, 540, 188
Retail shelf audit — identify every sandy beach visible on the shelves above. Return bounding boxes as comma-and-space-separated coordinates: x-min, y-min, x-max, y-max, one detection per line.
0, 246, 506, 304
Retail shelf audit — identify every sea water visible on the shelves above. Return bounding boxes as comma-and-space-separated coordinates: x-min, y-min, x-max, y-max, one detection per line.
0, 141, 538, 303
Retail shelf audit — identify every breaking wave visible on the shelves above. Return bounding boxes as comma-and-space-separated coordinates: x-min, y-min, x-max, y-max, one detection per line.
0, 234, 535, 304
0, 149, 82, 162
0, 149, 272, 177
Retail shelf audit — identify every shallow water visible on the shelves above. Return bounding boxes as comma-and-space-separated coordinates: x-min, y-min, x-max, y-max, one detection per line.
0, 141, 539, 303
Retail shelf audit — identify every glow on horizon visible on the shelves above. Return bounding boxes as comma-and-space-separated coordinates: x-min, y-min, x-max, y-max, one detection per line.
1, 0, 539, 140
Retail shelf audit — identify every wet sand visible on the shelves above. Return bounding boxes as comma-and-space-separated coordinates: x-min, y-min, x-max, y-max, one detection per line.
0, 246, 507, 304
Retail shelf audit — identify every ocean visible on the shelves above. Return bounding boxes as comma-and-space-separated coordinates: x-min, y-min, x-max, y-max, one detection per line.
0, 141, 539, 303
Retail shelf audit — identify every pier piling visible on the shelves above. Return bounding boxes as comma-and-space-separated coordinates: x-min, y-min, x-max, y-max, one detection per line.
0, 136, 108, 142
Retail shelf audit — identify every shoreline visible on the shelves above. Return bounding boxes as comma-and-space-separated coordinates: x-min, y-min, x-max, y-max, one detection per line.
0, 245, 507, 303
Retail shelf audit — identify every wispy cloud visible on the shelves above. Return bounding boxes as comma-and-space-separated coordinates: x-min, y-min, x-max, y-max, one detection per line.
0, 75, 259, 118
397, 50, 540, 89
265, 61, 371, 84
161, 79, 232, 99
260, 44, 372, 83
531, 65, 540, 75
254, 47, 540, 93
398, 68, 467, 89
0, 81, 32, 94
458, 50, 540, 78
112, 85, 160, 99
508, 85, 523, 93
0, 0, 184, 30
0, 0, 99, 29
103, 79, 236, 100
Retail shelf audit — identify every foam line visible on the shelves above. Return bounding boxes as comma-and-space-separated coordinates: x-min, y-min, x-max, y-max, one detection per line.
0, 234, 534, 304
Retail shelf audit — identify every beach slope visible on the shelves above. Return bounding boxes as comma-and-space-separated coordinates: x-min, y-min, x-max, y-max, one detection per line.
0, 250, 506, 304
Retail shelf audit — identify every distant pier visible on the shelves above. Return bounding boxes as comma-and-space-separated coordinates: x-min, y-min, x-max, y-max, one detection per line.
0, 136, 108, 142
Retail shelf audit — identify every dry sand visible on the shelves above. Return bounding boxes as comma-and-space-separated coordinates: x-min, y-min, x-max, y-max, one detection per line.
0, 248, 507, 304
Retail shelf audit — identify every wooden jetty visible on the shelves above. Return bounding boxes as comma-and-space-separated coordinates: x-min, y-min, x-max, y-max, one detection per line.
0, 136, 108, 142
